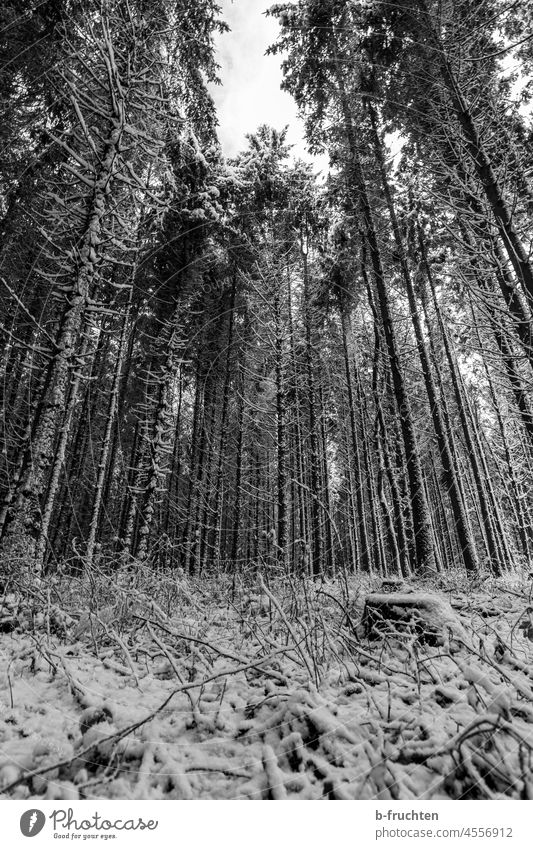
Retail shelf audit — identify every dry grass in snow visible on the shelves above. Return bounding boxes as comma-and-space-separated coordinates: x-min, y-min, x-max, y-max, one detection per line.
1, 565, 533, 800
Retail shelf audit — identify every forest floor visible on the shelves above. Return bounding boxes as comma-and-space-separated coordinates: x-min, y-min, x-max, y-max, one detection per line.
1, 565, 533, 800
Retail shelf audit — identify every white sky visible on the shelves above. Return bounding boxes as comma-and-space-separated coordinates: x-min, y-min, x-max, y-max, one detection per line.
209, 0, 328, 173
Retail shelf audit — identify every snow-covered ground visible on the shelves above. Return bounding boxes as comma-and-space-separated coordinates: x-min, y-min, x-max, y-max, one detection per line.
1, 568, 533, 800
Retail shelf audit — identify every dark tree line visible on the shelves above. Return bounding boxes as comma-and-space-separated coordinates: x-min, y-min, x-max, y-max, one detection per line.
1, 0, 533, 584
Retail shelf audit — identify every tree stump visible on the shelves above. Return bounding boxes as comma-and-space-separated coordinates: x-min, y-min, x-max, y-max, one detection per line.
363, 592, 466, 645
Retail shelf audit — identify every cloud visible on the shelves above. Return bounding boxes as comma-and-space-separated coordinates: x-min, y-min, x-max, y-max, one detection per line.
209, 0, 328, 173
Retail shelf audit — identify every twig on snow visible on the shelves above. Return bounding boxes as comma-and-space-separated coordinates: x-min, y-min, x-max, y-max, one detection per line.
0, 643, 305, 796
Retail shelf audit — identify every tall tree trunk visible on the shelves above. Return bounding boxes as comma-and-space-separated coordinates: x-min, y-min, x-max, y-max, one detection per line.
302, 246, 322, 577
339, 306, 370, 571
274, 279, 288, 571
420, 229, 505, 574
367, 99, 478, 574
86, 303, 131, 566
210, 274, 237, 569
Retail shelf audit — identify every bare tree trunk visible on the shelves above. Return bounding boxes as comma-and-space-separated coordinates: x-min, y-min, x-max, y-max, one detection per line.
86, 303, 131, 566
339, 306, 370, 571
302, 246, 322, 577
368, 100, 478, 573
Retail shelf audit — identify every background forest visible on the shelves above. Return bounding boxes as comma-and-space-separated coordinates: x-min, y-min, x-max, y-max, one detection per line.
2, 0, 533, 582
2, 0, 533, 803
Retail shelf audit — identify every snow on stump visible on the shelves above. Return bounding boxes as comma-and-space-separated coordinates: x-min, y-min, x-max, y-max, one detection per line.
363, 592, 466, 645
